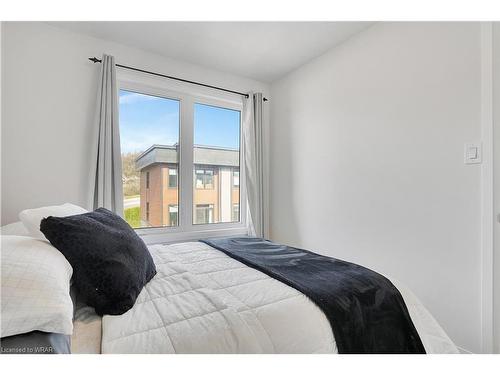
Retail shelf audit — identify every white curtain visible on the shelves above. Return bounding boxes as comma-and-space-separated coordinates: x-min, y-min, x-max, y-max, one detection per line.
88, 54, 123, 215
243, 93, 265, 237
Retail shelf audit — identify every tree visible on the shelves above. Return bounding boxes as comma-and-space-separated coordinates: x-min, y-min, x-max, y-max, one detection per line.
122, 152, 140, 197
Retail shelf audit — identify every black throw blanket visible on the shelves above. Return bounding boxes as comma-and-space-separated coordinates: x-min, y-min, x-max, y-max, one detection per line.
201, 237, 425, 354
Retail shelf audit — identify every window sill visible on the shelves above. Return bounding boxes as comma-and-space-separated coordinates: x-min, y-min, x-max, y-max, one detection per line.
136, 224, 248, 245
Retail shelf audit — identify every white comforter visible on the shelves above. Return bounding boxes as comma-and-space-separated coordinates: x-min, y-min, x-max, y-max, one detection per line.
101, 242, 458, 354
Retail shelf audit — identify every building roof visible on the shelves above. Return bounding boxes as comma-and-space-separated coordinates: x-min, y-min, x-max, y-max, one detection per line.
135, 144, 239, 170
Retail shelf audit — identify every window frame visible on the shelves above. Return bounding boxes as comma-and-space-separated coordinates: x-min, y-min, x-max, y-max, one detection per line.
118, 76, 247, 244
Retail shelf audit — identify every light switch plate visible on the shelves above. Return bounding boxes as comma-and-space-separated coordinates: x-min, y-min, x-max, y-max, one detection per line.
464, 142, 482, 164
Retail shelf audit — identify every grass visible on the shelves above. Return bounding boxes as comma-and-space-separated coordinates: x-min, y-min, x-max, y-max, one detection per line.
124, 206, 141, 228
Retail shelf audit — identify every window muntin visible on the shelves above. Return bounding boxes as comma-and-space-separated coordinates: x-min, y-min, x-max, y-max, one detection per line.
193, 103, 241, 224
119, 89, 180, 229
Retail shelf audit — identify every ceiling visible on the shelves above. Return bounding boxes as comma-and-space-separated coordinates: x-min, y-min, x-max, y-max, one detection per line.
49, 22, 373, 82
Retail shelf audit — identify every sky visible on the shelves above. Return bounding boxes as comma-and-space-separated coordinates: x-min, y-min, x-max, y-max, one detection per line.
119, 90, 240, 154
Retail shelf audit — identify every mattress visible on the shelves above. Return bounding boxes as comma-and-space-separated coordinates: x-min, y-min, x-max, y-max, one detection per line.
98, 241, 458, 354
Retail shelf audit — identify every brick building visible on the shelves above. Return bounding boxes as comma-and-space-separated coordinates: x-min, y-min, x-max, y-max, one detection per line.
135, 144, 240, 227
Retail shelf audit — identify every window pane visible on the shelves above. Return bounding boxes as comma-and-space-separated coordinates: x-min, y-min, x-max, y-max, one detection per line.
193, 103, 241, 224
119, 89, 180, 228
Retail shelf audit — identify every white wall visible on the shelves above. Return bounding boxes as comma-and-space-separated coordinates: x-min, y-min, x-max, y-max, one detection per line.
1, 22, 270, 225
270, 22, 484, 353
493, 23, 500, 354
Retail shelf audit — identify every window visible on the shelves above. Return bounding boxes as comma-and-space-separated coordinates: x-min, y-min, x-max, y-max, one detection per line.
232, 204, 240, 222
233, 169, 240, 187
119, 90, 179, 229
193, 103, 241, 224
195, 168, 214, 189
195, 204, 214, 225
118, 82, 245, 240
168, 167, 178, 188
168, 205, 178, 226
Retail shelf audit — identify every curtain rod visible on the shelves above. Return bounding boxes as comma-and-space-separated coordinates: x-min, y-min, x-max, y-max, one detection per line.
88, 57, 268, 102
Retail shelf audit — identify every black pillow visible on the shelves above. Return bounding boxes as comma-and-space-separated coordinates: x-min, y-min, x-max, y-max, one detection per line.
40, 207, 156, 316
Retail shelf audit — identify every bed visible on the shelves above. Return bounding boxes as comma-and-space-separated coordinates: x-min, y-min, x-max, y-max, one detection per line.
70, 241, 457, 354
1, 216, 458, 354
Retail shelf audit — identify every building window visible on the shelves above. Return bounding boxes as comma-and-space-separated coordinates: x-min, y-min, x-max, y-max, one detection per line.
168, 205, 178, 226
146, 171, 150, 189
195, 204, 214, 225
168, 168, 178, 188
146, 202, 150, 222
195, 168, 214, 189
232, 203, 240, 222
233, 170, 240, 187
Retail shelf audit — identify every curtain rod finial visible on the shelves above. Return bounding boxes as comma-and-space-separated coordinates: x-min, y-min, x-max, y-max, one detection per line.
88, 57, 102, 64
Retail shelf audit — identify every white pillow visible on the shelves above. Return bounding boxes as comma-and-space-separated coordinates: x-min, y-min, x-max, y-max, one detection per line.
0, 221, 30, 236
1, 235, 74, 337
19, 203, 88, 240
